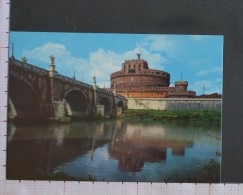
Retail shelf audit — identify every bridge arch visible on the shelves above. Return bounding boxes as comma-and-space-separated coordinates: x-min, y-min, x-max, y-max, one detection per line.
64, 89, 89, 117
99, 96, 112, 115
117, 100, 124, 110
9, 74, 41, 119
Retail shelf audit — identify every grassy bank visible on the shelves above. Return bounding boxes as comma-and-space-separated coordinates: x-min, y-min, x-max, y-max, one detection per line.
122, 109, 221, 125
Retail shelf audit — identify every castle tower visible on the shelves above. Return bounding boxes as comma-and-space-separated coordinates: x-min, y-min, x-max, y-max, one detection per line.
175, 81, 188, 92
111, 57, 170, 91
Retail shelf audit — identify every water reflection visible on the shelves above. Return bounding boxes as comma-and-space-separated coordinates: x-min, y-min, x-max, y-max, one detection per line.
7, 119, 221, 182
108, 124, 188, 172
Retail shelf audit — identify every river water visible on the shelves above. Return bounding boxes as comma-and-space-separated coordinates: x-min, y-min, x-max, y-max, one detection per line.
7, 119, 221, 182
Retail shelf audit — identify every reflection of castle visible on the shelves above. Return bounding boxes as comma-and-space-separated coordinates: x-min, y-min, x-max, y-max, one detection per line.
108, 124, 193, 172
109, 55, 196, 98
109, 139, 167, 172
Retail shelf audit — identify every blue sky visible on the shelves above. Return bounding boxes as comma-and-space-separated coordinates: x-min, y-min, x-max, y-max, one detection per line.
10, 32, 223, 95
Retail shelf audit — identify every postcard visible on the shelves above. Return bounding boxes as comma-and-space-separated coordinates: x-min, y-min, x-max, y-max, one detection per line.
7, 32, 223, 183
4, 0, 243, 193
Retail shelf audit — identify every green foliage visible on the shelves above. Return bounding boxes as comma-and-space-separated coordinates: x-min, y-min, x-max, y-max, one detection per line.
122, 109, 221, 125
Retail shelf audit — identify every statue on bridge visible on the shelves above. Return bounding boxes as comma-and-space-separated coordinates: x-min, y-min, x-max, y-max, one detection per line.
48, 55, 57, 78
93, 76, 96, 83
92, 76, 97, 90
49, 55, 55, 64
21, 56, 27, 63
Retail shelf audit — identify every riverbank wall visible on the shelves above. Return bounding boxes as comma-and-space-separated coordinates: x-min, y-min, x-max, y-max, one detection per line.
127, 98, 222, 111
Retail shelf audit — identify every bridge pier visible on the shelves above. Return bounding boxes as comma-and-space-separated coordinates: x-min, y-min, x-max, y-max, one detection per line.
96, 105, 104, 117
116, 107, 123, 116
46, 101, 70, 122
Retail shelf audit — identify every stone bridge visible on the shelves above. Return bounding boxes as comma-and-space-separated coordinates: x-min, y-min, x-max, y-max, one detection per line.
8, 57, 127, 120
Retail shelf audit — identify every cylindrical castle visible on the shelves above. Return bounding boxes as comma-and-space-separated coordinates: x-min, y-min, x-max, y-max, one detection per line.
111, 57, 170, 88
110, 55, 196, 98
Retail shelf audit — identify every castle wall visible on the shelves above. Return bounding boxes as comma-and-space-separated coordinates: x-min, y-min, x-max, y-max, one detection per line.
119, 91, 166, 98
127, 98, 222, 111
111, 74, 169, 88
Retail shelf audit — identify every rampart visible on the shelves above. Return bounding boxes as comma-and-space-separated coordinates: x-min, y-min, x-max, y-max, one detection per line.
127, 98, 222, 111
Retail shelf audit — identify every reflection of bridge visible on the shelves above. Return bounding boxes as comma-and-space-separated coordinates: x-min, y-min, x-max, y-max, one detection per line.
8, 58, 127, 120
7, 120, 119, 179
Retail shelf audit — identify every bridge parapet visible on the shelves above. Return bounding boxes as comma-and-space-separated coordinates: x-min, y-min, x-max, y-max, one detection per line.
11, 58, 94, 90
97, 88, 114, 96
96, 88, 126, 101
57, 74, 93, 89
10, 58, 94, 90
10, 58, 49, 76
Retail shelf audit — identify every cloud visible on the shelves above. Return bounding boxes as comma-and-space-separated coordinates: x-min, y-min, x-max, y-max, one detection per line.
21, 36, 223, 95
133, 45, 170, 69
215, 78, 222, 83
211, 66, 223, 74
24, 42, 69, 64
23, 41, 87, 74
196, 70, 208, 77
188, 59, 202, 68
88, 48, 127, 83
96, 81, 111, 89
146, 53, 167, 70
22, 42, 168, 87
191, 80, 222, 95
142, 35, 176, 57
